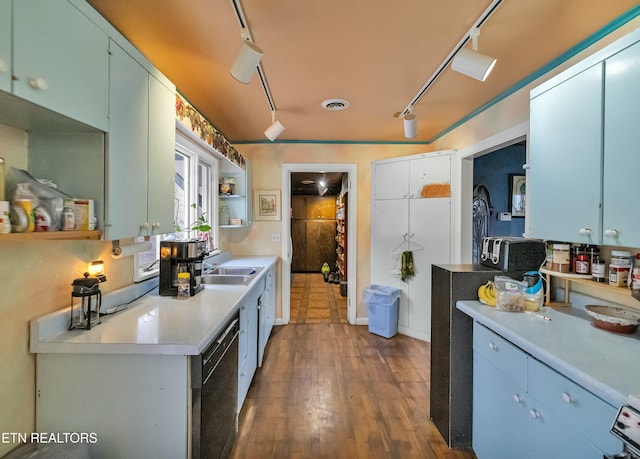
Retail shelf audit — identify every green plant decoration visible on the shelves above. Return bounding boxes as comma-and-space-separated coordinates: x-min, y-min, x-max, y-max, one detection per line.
175, 203, 212, 233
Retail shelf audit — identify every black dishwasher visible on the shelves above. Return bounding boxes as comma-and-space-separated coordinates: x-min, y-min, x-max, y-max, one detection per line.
191, 312, 240, 459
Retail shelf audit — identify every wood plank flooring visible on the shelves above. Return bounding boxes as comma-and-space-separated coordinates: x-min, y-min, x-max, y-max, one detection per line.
290, 273, 347, 324
231, 323, 476, 459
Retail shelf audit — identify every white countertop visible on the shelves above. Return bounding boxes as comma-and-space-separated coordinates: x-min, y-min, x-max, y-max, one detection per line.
457, 300, 640, 407
30, 256, 278, 356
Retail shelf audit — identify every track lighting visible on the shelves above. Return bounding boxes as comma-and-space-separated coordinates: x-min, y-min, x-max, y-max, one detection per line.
264, 110, 285, 141
230, 30, 263, 84
403, 112, 418, 139
451, 27, 496, 82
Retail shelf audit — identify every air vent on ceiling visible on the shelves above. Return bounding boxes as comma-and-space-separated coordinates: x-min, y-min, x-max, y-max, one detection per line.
321, 99, 350, 111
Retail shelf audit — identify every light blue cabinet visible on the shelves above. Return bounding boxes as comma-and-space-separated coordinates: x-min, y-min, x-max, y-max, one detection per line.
528, 63, 603, 244
528, 30, 640, 246
603, 40, 640, 248
106, 41, 176, 240
12, 0, 109, 131
147, 74, 177, 236
106, 41, 149, 240
472, 322, 620, 458
0, 0, 10, 93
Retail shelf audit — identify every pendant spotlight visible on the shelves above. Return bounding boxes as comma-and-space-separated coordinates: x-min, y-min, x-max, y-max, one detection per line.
264, 110, 285, 141
403, 111, 418, 139
230, 29, 263, 84
451, 27, 496, 82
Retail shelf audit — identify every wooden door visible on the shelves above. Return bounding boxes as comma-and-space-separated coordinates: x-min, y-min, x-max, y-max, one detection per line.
291, 220, 307, 272
306, 220, 336, 272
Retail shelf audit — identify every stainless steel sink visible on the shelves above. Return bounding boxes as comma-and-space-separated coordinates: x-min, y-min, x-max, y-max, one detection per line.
201, 274, 253, 285
201, 266, 263, 286
206, 267, 262, 276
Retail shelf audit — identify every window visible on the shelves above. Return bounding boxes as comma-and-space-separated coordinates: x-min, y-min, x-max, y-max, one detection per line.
134, 131, 219, 282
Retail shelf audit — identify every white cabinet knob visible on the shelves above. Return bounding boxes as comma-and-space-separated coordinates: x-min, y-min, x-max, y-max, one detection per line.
529, 409, 541, 419
0, 59, 7, 73
561, 392, 575, 404
152, 222, 161, 230
512, 394, 522, 404
488, 341, 498, 351
604, 229, 619, 238
140, 222, 149, 230
28, 77, 48, 90
579, 228, 591, 236
402, 193, 409, 198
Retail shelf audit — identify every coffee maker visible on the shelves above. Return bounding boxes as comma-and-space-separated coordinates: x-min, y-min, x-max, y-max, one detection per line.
159, 240, 207, 297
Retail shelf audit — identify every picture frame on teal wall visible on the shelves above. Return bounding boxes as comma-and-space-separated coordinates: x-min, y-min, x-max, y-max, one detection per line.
509, 174, 526, 218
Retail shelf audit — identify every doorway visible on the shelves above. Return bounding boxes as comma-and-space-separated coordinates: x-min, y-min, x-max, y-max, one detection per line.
281, 163, 357, 325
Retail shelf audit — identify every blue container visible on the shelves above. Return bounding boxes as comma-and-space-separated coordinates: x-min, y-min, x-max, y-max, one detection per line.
364, 285, 401, 338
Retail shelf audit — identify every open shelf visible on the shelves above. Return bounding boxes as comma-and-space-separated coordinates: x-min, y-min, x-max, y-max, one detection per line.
0, 230, 102, 241
540, 267, 633, 306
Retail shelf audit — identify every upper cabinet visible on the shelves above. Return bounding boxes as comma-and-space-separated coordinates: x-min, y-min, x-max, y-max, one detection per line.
12, 0, 109, 131
105, 41, 175, 240
0, 1, 10, 93
602, 40, 640, 247
528, 29, 640, 247
374, 154, 451, 200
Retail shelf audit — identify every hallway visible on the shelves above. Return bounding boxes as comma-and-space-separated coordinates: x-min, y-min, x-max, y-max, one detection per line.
290, 273, 348, 324
231, 323, 475, 459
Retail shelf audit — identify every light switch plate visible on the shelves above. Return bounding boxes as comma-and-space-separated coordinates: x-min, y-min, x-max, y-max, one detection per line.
271, 233, 281, 243
498, 212, 512, 221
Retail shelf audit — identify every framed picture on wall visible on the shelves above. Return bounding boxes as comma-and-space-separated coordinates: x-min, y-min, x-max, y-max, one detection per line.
509, 174, 526, 218
254, 189, 281, 221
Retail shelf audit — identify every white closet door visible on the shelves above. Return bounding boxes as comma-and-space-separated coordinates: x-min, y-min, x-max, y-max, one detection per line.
371, 199, 409, 326
373, 160, 410, 200
408, 197, 451, 341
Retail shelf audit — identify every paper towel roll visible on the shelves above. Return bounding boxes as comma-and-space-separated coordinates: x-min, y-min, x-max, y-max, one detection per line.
111, 241, 152, 259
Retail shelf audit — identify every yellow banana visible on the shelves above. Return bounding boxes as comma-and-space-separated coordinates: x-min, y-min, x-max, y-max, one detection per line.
478, 281, 497, 306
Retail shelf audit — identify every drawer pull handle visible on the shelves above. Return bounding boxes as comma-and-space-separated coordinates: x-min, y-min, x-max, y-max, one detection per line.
488, 341, 498, 351
512, 394, 522, 404
561, 392, 575, 404
529, 409, 541, 419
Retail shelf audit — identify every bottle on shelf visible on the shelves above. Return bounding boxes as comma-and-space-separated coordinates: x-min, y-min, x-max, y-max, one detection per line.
631, 253, 640, 292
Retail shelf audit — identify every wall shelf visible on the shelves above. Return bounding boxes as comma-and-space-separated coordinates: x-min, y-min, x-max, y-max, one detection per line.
540, 267, 633, 306
0, 230, 102, 241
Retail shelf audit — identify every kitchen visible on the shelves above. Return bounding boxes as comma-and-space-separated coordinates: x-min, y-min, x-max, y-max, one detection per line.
1, 1, 640, 458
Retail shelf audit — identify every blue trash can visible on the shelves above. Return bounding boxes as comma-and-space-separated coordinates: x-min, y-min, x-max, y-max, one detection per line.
363, 285, 401, 338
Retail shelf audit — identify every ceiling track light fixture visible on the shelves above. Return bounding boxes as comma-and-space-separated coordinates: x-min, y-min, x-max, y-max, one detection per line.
264, 110, 286, 141
403, 110, 418, 139
451, 27, 496, 81
230, 0, 283, 140
397, 0, 503, 123
230, 29, 263, 84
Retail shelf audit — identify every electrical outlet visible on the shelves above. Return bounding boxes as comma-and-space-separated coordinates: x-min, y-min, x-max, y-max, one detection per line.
271, 233, 281, 243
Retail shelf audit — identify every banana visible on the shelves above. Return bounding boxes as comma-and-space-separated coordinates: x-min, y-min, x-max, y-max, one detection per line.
478, 281, 497, 306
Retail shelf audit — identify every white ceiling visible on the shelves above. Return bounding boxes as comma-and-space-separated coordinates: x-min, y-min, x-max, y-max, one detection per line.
87, 0, 639, 143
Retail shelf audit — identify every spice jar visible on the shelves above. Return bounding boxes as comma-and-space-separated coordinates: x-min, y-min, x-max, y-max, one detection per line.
552, 243, 571, 273
592, 257, 606, 283
177, 272, 191, 299
575, 254, 590, 274
570, 244, 585, 273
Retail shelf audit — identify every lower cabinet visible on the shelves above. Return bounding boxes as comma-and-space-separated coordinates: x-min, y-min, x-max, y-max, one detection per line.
238, 277, 265, 410
472, 322, 621, 458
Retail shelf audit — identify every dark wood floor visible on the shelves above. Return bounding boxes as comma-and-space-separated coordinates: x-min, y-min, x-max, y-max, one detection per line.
231, 323, 476, 459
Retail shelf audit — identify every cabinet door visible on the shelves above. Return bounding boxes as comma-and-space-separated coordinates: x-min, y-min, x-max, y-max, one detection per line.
473, 353, 529, 459
306, 196, 335, 219
13, 0, 109, 131
373, 160, 410, 200
306, 220, 336, 271
258, 266, 276, 367
528, 64, 603, 243
106, 41, 149, 240
603, 40, 640, 247
291, 220, 307, 272
0, 0, 10, 92
147, 75, 176, 235
291, 196, 307, 219
409, 155, 451, 199
408, 197, 450, 341
371, 199, 409, 326
528, 397, 606, 459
